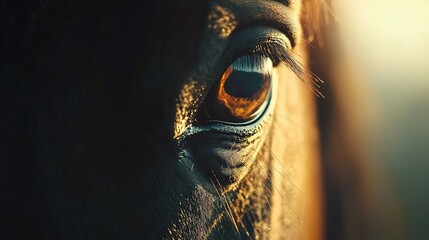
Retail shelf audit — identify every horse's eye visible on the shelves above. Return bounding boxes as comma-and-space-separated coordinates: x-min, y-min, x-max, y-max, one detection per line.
201, 54, 273, 123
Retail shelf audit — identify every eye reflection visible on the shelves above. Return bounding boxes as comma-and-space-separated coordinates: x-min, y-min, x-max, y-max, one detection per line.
202, 55, 273, 123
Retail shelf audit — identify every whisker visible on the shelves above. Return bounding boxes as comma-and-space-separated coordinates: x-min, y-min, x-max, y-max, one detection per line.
211, 173, 241, 235
260, 144, 303, 193
243, 175, 273, 212
256, 161, 302, 222
220, 184, 251, 238
247, 151, 303, 222
210, 178, 238, 233
261, 142, 286, 170
253, 145, 303, 193
236, 172, 272, 239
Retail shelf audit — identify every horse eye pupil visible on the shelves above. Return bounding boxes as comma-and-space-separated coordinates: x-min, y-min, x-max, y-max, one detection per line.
198, 54, 273, 123
223, 71, 265, 98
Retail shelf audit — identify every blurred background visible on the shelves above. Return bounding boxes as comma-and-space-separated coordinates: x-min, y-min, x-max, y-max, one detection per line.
334, 1, 429, 239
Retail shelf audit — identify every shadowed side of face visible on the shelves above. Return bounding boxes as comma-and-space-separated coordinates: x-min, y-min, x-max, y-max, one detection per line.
1, 1, 209, 239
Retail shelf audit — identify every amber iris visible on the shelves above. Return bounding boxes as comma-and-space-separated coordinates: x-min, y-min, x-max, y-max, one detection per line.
207, 55, 272, 122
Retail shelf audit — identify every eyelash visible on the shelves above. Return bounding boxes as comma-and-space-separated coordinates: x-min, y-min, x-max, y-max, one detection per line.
240, 42, 324, 97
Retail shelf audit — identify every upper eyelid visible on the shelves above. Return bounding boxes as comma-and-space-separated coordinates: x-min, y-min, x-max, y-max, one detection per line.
216, 26, 292, 72
218, 27, 324, 97
227, 26, 292, 53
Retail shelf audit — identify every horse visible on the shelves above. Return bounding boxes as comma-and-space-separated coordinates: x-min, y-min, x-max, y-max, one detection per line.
1, 0, 378, 239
